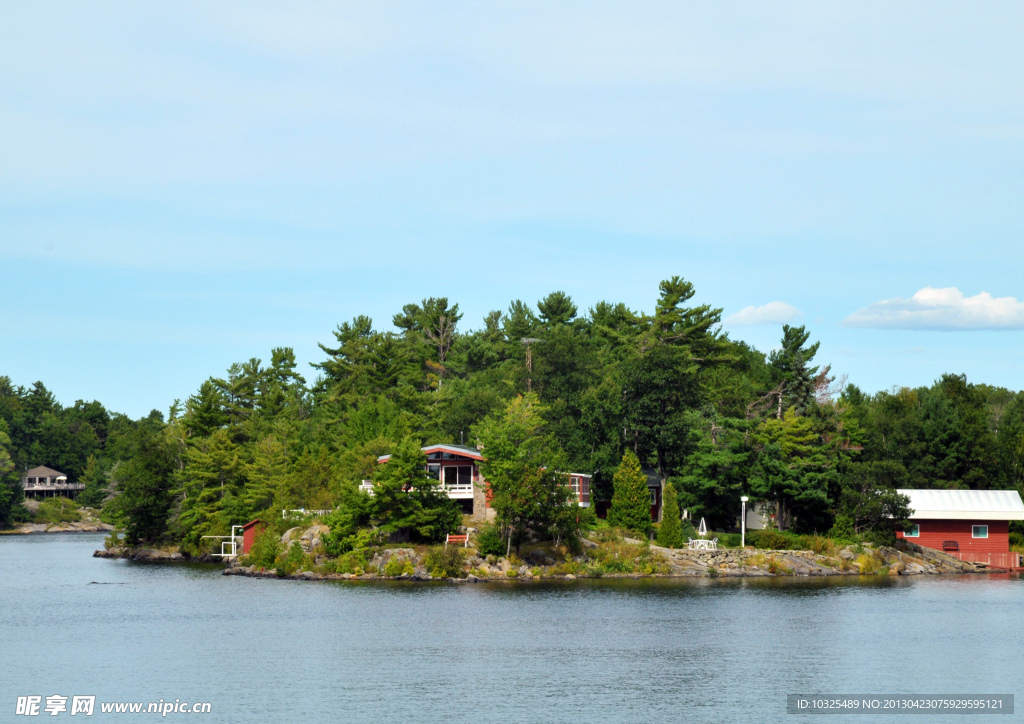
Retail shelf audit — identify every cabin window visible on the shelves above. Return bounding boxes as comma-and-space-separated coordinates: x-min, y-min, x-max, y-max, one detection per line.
443, 466, 472, 487
441, 452, 457, 460
570, 477, 581, 497
649, 489, 658, 506
905, 524, 919, 537
427, 452, 441, 460
972, 525, 988, 539
426, 464, 441, 480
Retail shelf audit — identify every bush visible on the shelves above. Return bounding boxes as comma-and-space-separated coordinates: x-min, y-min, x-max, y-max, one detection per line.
275, 541, 307, 576
34, 498, 81, 525
748, 529, 806, 550
384, 557, 415, 577
828, 514, 855, 540
656, 483, 684, 548
423, 546, 466, 578
245, 528, 280, 570
1009, 532, 1024, 549
475, 525, 506, 557
855, 551, 886, 575
335, 550, 368, 575
576, 504, 598, 531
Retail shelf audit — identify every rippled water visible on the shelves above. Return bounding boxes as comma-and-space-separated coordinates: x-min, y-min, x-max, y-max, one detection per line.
2, 534, 1021, 723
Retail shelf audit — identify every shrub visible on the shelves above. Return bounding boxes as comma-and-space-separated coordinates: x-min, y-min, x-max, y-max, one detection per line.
805, 535, 834, 556
576, 503, 598, 531
1010, 531, 1024, 549
104, 531, 122, 550
748, 529, 805, 550
656, 483, 684, 548
423, 546, 465, 578
607, 449, 653, 536
828, 514, 855, 540
335, 550, 368, 574
245, 528, 281, 570
715, 532, 741, 548
275, 541, 307, 576
384, 557, 415, 577
475, 525, 506, 557
855, 552, 886, 575
766, 556, 792, 575
35, 498, 81, 525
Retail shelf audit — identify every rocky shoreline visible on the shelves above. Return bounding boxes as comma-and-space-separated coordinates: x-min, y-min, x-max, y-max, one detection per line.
90, 525, 992, 580
216, 537, 988, 582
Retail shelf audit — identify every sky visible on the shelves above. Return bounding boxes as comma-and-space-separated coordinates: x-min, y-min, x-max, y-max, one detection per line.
2, 2, 1023, 418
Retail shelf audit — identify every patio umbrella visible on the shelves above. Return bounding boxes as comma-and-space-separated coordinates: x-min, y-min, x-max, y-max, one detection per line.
698, 517, 707, 538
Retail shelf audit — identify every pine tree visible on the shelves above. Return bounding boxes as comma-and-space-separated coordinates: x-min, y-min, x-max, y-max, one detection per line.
608, 449, 652, 535
656, 481, 683, 548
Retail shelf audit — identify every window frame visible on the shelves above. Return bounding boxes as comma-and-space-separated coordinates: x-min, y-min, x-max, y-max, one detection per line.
972, 525, 989, 539
905, 524, 920, 538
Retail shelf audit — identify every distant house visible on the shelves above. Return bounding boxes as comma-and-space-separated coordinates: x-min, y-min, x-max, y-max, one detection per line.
364, 443, 591, 522
21, 466, 85, 501
895, 488, 1024, 569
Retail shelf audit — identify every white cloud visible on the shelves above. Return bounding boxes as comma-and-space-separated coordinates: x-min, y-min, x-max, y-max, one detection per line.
844, 287, 1024, 330
724, 301, 802, 326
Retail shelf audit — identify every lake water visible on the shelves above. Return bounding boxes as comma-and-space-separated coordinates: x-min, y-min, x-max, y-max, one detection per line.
2, 534, 1021, 723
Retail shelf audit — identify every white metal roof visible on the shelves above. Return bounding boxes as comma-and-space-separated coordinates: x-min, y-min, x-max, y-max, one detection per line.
897, 489, 1024, 521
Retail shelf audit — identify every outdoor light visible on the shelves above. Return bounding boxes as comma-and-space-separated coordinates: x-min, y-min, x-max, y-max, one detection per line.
740, 496, 749, 548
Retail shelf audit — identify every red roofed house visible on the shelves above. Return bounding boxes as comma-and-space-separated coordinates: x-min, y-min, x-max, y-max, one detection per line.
365, 443, 591, 522
895, 489, 1024, 569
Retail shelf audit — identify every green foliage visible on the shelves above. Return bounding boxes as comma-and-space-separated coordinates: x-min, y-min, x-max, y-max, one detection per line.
838, 461, 912, 535
370, 437, 461, 542
828, 514, 855, 541
6, 281, 1023, 551
607, 449, 652, 535
475, 524, 506, 557
475, 394, 579, 552
275, 541, 308, 576
747, 529, 808, 551
656, 482, 684, 548
423, 545, 466, 578
245, 527, 280, 569
34, 497, 81, 524
384, 557, 415, 576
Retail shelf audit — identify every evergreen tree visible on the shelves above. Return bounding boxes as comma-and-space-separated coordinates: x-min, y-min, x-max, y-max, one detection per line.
475, 395, 577, 553
371, 437, 460, 542
0, 419, 27, 529
769, 325, 820, 416
656, 481, 683, 548
608, 449, 652, 535
537, 291, 578, 327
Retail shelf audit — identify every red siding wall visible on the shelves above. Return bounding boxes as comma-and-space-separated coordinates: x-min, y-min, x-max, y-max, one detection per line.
241, 520, 264, 554
897, 519, 1010, 563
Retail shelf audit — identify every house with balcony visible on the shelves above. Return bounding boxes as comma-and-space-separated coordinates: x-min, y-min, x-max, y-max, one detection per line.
362, 443, 591, 522
22, 466, 85, 500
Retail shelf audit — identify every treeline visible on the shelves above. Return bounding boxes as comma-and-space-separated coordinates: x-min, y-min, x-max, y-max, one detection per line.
2, 277, 1023, 545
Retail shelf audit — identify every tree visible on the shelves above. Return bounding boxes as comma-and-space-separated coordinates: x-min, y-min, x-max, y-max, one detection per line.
537, 291, 578, 327
607, 449, 652, 535
675, 422, 749, 531
371, 437, 460, 542
475, 395, 577, 553
657, 482, 684, 548
748, 409, 837, 533
622, 345, 701, 484
769, 325, 820, 417
111, 420, 178, 545
0, 419, 27, 529
393, 297, 463, 389
839, 461, 913, 535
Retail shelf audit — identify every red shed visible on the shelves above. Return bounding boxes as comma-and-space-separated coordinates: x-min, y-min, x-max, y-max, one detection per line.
241, 519, 264, 555
895, 489, 1024, 568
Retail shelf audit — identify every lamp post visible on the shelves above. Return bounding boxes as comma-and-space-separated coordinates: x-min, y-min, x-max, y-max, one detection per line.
740, 496, 749, 548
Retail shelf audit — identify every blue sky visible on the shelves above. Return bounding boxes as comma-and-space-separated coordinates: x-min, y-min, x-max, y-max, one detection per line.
2, 3, 1023, 418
